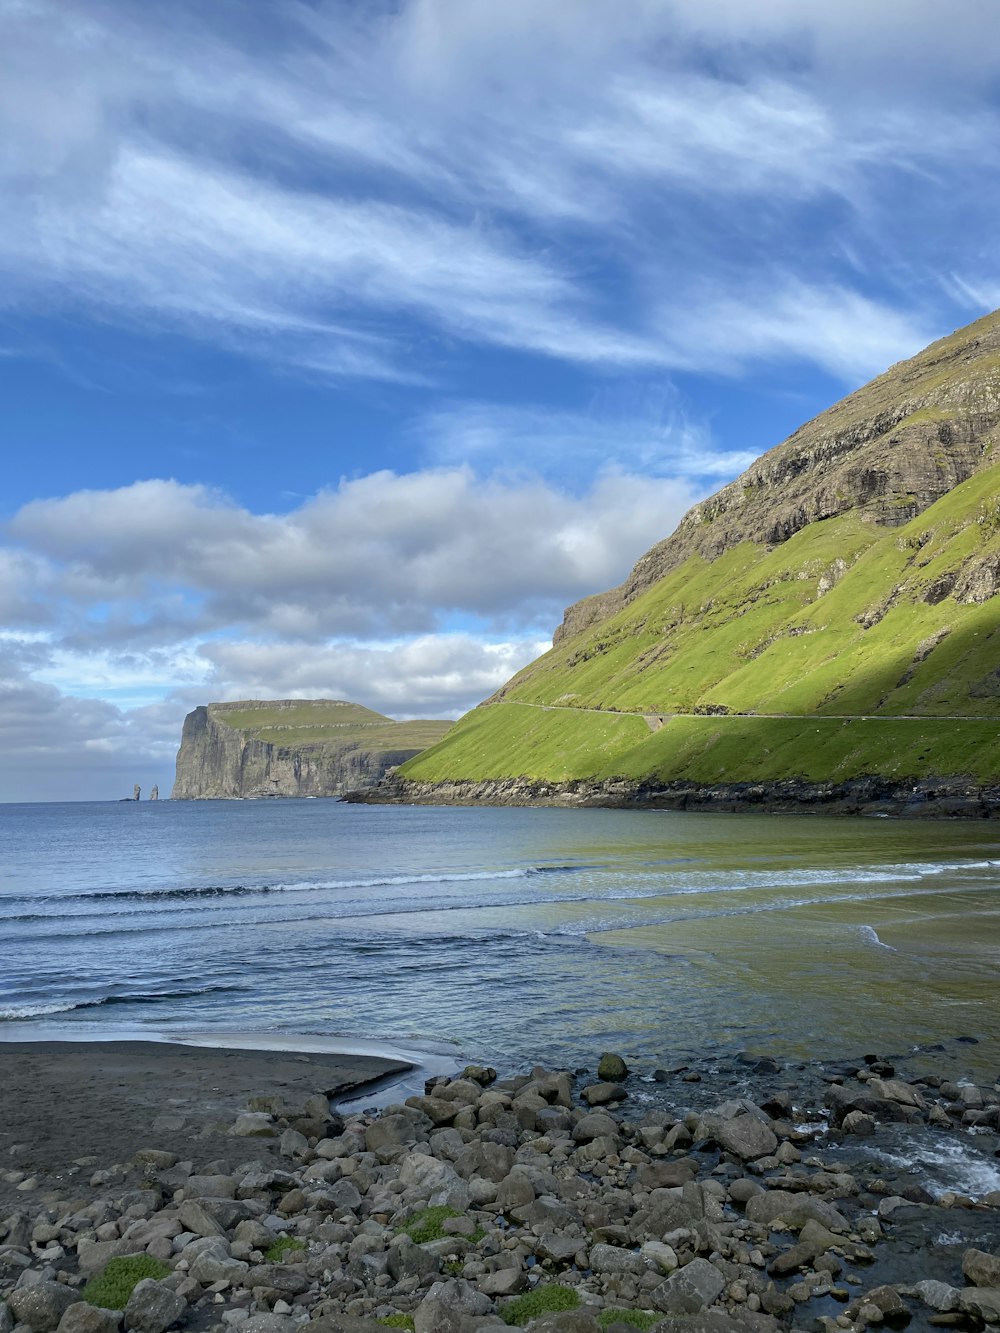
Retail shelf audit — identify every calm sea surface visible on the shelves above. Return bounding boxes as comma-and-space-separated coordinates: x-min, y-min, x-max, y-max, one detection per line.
2, 800, 999, 1077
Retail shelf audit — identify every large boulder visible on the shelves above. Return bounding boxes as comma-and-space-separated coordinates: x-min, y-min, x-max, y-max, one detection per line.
964, 1248, 1000, 1288
122, 1281, 186, 1333
413, 1279, 493, 1333
56, 1307, 122, 1333
387, 1236, 441, 1284
711, 1114, 777, 1162
572, 1113, 619, 1144
744, 1190, 849, 1233
651, 1259, 726, 1315
8, 1283, 78, 1333
597, 1053, 628, 1082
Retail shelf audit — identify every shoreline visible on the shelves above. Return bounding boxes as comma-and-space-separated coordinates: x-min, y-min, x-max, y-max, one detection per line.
1, 1037, 999, 1332
345, 772, 1000, 818
0, 1035, 447, 1206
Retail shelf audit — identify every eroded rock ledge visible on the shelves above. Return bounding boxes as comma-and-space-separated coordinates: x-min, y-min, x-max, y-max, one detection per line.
343, 774, 1000, 819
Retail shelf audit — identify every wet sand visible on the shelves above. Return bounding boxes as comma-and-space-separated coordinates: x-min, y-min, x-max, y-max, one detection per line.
0, 1039, 411, 1202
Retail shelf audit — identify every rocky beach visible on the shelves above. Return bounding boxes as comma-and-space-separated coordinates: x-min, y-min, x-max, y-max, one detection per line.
2, 1039, 1000, 1333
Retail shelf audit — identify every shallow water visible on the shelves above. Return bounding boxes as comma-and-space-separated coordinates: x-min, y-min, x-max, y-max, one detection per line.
1, 800, 998, 1078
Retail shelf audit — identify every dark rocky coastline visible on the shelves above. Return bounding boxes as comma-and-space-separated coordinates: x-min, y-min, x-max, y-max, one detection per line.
2, 1040, 999, 1333
343, 774, 1000, 819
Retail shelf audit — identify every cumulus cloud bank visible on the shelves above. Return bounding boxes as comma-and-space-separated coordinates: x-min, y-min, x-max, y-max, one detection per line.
0, 467, 696, 799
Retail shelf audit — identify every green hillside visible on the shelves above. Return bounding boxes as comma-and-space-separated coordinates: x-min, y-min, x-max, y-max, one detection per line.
213, 700, 451, 752
399, 311, 1000, 795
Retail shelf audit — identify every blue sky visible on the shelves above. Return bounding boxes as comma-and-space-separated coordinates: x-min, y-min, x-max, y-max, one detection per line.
2, 0, 999, 800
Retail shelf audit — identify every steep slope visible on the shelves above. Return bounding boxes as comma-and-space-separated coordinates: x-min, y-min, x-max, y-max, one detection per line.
382, 309, 1000, 815
171, 700, 452, 799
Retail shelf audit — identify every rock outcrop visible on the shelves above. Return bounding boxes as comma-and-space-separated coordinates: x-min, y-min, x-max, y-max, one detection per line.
171, 701, 451, 800
555, 308, 1000, 645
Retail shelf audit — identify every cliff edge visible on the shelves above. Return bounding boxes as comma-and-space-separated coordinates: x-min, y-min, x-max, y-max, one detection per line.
171, 700, 452, 799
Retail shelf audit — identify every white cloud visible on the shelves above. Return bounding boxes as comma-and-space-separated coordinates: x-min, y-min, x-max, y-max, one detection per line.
655, 280, 938, 382
9, 469, 699, 641
419, 397, 757, 483
198, 634, 547, 718
0, 649, 179, 802
0, 461, 705, 797
0, 0, 991, 385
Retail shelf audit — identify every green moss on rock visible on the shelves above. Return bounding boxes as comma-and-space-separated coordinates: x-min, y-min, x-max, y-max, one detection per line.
82, 1256, 172, 1311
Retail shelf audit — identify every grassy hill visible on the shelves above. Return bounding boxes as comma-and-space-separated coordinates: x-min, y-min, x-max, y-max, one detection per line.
397, 310, 1000, 798
213, 700, 451, 753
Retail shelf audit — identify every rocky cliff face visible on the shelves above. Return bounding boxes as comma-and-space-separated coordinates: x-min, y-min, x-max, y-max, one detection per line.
171, 700, 451, 799
388, 305, 1000, 808
556, 308, 1000, 643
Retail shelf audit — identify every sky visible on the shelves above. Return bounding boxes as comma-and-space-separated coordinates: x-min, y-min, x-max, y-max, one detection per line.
2, 0, 1000, 801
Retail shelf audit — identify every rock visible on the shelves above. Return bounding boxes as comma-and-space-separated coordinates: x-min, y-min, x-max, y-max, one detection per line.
364, 1115, 418, 1153
911, 1280, 959, 1312
387, 1236, 441, 1283
77, 1240, 147, 1275
325, 1178, 363, 1212
651, 1258, 726, 1315
8, 1283, 78, 1333
184, 1174, 236, 1199
133, 1151, 179, 1170
240, 1319, 300, 1333
572, 1113, 619, 1144
478, 1269, 526, 1297
649, 1316, 778, 1333
123, 1281, 186, 1333
867, 1078, 926, 1109
744, 1191, 849, 1233
581, 1083, 626, 1107
727, 1178, 763, 1205
177, 1202, 224, 1239
963, 1248, 1000, 1288
636, 1161, 696, 1190
56, 1307, 122, 1333
413, 1278, 493, 1333
231, 1114, 277, 1138
189, 1249, 249, 1284
858, 1285, 910, 1322
303, 1320, 385, 1333
534, 1234, 581, 1264
767, 1242, 814, 1277
959, 1287, 1000, 1323
597, 1053, 628, 1082
0, 1302, 13, 1333
710, 1114, 777, 1162
397, 1146, 469, 1210
525, 1314, 599, 1332
588, 1244, 644, 1275
405, 1096, 458, 1126
279, 1130, 309, 1161
641, 1242, 678, 1275
238, 1265, 310, 1296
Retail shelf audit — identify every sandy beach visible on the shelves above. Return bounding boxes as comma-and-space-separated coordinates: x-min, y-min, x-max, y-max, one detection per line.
0, 1039, 411, 1207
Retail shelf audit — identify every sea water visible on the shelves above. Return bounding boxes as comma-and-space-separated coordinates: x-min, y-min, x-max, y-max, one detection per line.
1, 799, 999, 1078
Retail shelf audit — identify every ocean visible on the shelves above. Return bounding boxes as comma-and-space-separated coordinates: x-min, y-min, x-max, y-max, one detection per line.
2, 798, 999, 1081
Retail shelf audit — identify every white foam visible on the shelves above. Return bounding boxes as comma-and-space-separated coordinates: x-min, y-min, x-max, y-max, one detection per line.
0, 1002, 78, 1019
857, 924, 898, 952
